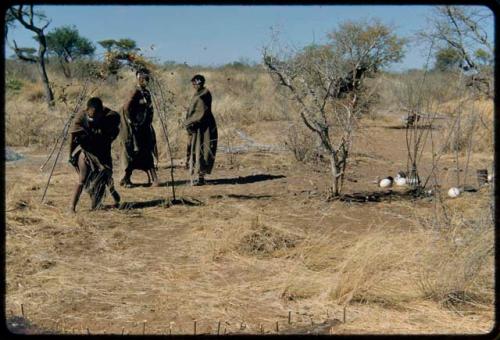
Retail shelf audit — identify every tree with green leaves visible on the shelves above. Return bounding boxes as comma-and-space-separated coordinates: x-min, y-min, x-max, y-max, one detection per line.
434, 47, 463, 72
264, 19, 406, 196
98, 38, 139, 53
45, 25, 95, 78
6, 5, 54, 107
97, 38, 141, 75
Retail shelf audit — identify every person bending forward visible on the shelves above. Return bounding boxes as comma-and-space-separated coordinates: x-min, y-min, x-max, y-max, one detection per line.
69, 97, 121, 212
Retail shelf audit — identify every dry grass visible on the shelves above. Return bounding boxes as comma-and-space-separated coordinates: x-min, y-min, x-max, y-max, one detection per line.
5, 61, 495, 335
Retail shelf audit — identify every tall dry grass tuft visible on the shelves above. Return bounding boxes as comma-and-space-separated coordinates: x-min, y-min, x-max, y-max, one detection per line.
415, 189, 494, 310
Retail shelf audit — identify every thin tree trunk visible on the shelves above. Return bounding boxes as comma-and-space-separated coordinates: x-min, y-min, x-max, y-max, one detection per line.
37, 33, 54, 107
330, 152, 339, 196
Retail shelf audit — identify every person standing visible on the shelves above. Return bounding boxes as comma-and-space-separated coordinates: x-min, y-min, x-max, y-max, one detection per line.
184, 74, 218, 185
119, 68, 159, 187
69, 97, 121, 212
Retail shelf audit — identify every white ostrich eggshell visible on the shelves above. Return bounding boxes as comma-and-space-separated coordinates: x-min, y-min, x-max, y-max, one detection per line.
395, 177, 406, 186
380, 178, 392, 188
448, 187, 461, 198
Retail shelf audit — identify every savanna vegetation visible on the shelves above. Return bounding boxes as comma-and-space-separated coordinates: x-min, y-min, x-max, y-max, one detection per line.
5, 5, 494, 335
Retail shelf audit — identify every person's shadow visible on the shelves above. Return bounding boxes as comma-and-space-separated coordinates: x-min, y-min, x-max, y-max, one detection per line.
101, 197, 203, 210
159, 174, 286, 187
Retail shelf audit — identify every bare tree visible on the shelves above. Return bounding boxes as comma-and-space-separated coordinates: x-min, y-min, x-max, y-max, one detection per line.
422, 5, 494, 98
6, 5, 54, 107
263, 20, 406, 196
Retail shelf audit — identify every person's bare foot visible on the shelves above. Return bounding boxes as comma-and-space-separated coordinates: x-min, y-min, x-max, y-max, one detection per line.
119, 178, 133, 188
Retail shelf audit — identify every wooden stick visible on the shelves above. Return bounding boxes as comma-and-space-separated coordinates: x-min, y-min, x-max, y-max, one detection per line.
193, 320, 197, 335
275, 321, 279, 333
87, 327, 90, 335
343, 306, 346, 323
260, 324, 263, 334
149, 78, 177, 200
288, 311, 291, 324
143, 320, 147, 335
41, 80, 89, 203
169, 322, 172, 335
21, 304, 25, 317
121, 327, 125, 335
217, 321, 221, 335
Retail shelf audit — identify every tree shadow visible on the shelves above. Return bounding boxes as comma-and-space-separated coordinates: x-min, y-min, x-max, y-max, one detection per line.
384, 125, 437, 130
207, 174, 286, 185
332, 188, 433, 203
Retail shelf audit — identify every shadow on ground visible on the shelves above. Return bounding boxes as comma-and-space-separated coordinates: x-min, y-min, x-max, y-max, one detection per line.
101, 197, 203, 210
209, 194, 273, 200
159, 174, 286, 187
384, 125, 437, 130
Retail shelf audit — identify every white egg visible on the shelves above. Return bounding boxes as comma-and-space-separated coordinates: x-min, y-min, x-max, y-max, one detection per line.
448, 187, 461, 198
379, 178, 393, 188
394, 176, 407, 186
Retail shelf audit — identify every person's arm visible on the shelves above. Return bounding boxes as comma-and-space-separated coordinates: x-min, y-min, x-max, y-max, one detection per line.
124, 89, 142, 126
104, 112, 121, 142
184, 96, 207, 128
145, 90, 154, 126
68, 111, 89, 163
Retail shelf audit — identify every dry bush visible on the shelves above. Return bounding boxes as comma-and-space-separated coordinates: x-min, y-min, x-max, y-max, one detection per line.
5, 60, 39, 82
438, 99, 493, 154
414, 189, 494, 310
283, 122, 318, 163
5, 101, 68, 147
237, 217, 303, 258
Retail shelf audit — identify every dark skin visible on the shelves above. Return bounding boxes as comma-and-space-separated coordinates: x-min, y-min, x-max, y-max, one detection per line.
69, 106, 121, 213
120, 73, 159, 187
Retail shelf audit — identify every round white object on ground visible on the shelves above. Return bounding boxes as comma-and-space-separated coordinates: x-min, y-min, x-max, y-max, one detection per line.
448, 187, 461, 198
379, 177, 393, 188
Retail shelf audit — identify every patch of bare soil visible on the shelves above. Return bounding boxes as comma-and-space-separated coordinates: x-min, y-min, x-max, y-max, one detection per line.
5, 117, 494, 335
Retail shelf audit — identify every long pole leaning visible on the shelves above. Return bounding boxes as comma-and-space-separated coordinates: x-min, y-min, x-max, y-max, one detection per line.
154, 81, 179, 196
150, 78, 177, 201
39, 114, 74, 172
40, 80, 89, 203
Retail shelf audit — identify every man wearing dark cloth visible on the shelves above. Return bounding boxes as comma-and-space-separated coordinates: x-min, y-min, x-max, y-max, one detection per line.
119, 68, 159, 187
69, 97, 121, 212
184, 74, 218, 186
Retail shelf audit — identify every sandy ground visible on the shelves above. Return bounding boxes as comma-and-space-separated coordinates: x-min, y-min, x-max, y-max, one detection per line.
5, 115, 494, 335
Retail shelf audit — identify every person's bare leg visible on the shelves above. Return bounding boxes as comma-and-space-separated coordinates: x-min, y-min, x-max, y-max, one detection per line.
120, 169, 133, 187
108, 178, 121, 208
70, 153, 88, 212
